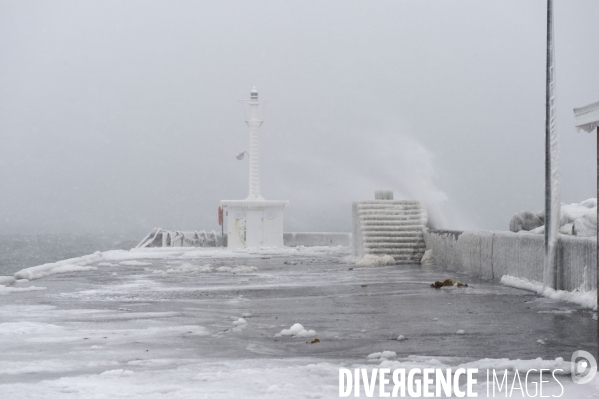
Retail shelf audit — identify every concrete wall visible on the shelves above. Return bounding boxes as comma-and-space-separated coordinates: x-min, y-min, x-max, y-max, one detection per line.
424, 229, 596, 291
283, 232, 350, 247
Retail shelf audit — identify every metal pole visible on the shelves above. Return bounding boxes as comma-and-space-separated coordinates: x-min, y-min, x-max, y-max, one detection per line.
543, 0, 560, 290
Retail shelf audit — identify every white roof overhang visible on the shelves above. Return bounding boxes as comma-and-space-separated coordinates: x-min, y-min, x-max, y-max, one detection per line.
574, 99, 599, 133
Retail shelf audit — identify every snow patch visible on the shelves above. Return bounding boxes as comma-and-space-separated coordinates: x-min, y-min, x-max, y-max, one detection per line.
163, 263, 214, 274
355, 254, 396, 267
14, 252, 102, 280
0, 285, 47, 295
457, 356, 570, 374
119, 260, 152, 266
501, 275, 597, 310
100, 369, 135, 377
102, 249, 177, 261
0, 276, 16, 286
367, 351, 397, 359
277, 323, 316, 338
515, 199, 597, 236
232, 317, 248, 332
420, 249, 435, 265
295, 329, 317, 338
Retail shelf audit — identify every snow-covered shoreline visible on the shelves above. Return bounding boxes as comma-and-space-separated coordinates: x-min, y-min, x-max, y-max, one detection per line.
1, 245, 349, 285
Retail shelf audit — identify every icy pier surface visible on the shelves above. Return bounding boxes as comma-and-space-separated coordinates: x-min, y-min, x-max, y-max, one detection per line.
0, 246, 597, 398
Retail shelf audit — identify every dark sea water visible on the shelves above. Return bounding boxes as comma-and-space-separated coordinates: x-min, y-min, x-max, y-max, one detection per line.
0, 234, 139, 276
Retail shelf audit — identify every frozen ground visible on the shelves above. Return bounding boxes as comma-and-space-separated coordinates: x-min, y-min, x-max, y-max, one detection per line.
0, 246, 597, 398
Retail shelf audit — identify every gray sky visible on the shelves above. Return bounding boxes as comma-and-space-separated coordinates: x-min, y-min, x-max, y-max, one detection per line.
0, 0, 597, 238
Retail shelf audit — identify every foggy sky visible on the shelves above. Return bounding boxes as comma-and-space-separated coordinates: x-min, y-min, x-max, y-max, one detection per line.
1, 0, 597, 238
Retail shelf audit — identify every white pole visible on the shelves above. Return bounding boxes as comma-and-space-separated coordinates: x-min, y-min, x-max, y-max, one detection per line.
246, 87, 263, 200
544, 0, 560, 290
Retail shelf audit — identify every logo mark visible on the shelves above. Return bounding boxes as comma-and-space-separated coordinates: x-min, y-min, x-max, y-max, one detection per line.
571, 350, 597, 384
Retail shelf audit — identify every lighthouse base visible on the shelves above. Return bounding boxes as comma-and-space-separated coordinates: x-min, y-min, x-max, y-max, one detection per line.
220, 200, 289, 249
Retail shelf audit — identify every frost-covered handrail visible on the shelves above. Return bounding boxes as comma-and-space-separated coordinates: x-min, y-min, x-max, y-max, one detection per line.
136, 228, 223, 248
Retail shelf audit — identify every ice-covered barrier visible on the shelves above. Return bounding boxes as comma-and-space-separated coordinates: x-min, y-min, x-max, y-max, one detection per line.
136, 228, 224, 248
352, 191, 428, 264
136, 229, 350, 248
14, 252, 102, 280
423, 229, 596, 292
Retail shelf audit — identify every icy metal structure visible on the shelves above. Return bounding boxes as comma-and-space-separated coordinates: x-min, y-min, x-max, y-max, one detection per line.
543, 0, 560, 290
136, 228, 223, 248
221, 87, 288, 249
352, 191, 428, 263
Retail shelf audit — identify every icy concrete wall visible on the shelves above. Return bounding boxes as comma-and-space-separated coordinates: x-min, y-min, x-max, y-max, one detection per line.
283, 233, 350, 247
559, 235, 597, 292
424, 229, 596, 291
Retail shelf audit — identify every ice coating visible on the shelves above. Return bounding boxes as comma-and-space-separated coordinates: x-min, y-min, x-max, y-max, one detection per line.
353, 200, 428, 263
501, 275, 597, 310
543, 0, 560, 291
13, 252, 102, 280
246, 86, 264, 200
512, 199, 597, 236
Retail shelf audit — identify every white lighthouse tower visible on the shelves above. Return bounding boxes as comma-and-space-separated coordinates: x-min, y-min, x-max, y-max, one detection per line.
220, 87, 289, 249
246, 86, 264, 200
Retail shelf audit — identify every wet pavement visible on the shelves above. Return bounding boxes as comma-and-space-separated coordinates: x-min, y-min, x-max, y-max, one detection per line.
0, 246, 596, 397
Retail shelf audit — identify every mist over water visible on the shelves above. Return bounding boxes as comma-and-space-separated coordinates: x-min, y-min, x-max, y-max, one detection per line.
275, 132, 455, 232
0, 234, 138, 276
0, 1, 597, 239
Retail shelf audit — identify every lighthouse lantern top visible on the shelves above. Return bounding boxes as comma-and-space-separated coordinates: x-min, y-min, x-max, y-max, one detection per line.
250, 86, 258, 101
